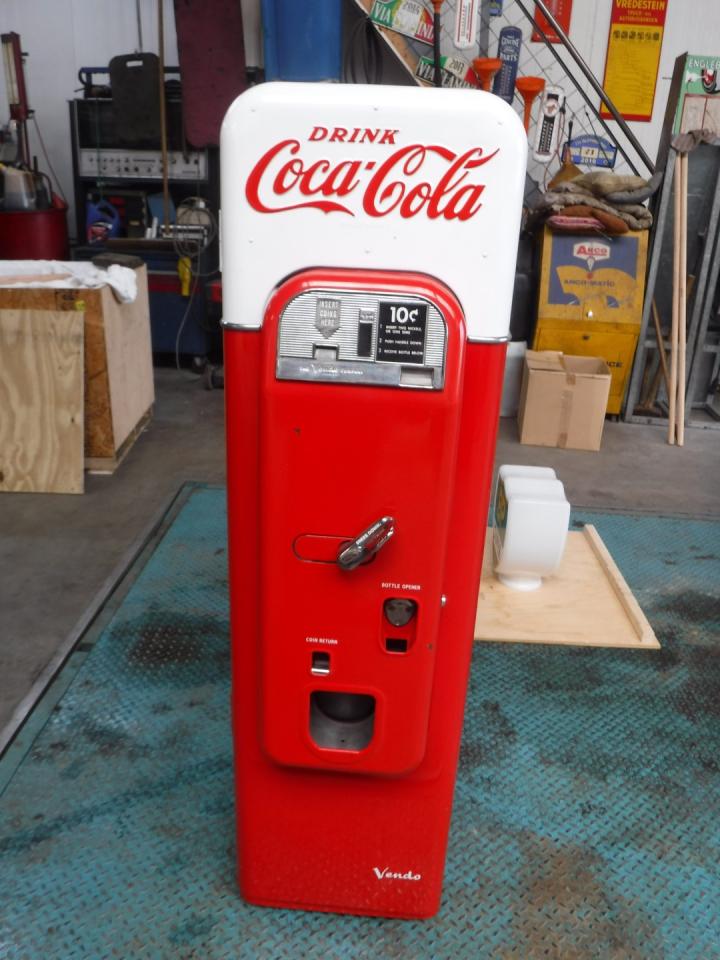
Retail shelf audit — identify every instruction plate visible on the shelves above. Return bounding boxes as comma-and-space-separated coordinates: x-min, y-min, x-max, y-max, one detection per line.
376, 302, 428, 364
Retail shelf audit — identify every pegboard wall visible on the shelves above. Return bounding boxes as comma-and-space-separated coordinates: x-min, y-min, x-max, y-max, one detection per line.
355, 0, 646, 186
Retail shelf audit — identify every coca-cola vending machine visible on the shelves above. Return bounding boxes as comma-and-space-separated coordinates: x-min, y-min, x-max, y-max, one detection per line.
221, 82, 526, 918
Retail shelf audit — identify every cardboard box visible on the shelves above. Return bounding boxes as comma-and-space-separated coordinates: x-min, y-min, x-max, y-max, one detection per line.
518, 351, 611, 451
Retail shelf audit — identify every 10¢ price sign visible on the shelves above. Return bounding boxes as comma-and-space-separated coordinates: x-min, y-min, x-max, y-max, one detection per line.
376, 302, 429, 364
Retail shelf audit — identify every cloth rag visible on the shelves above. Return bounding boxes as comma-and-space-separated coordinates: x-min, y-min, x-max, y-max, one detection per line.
0, 259, 138, 302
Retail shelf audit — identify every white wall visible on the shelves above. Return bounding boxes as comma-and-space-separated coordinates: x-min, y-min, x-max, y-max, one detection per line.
0, 0, 178, 236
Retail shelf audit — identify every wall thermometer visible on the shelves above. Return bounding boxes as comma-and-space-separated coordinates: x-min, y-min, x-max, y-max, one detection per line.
533, 85, 565, 162
492, 26, 522, 104
454, 0, 479, 49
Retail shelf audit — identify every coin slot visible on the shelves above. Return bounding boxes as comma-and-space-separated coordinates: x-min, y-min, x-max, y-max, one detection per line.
311, 651, 331, 675
357, 321, 373, 357
385, 638, 408, 653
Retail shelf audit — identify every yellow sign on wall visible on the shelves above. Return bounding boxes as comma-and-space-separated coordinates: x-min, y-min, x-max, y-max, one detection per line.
601, 0, 669, 122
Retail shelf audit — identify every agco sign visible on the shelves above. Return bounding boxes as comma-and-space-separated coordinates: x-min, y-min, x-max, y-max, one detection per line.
245, 125, 500, 221
572, 241, 611, 271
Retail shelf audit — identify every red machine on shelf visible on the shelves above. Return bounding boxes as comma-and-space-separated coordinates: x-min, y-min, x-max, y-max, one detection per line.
220, 82, 526, 918
0, 32, 68, 259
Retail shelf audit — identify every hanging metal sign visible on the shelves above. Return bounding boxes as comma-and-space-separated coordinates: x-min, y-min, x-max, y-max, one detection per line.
369, 0, 434, 45
531, 0, 573, 43
566, 134, 618, 169
416, 54, 479, 88
600, 0, 669, 122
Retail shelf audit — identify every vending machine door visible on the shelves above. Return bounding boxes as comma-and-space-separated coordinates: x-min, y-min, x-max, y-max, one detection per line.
257, 268, 465, 776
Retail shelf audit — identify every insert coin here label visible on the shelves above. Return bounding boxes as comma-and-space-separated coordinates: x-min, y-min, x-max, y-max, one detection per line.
376, 302, 428, 365
315, 298, 341, 338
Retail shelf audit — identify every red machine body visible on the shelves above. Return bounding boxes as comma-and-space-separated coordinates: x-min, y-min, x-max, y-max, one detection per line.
225, 267, 506, 917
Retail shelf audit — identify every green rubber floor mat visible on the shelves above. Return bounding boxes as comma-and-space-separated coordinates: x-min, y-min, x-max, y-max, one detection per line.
1, 483, 718, 959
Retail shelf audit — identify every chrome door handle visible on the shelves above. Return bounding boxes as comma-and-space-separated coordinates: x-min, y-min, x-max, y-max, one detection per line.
337, 516, 395, 571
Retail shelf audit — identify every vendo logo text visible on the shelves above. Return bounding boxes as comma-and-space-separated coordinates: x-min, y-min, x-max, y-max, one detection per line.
373, 866, 422, 881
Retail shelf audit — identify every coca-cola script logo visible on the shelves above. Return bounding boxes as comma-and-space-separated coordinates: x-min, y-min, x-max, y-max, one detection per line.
245, 125, 499, 221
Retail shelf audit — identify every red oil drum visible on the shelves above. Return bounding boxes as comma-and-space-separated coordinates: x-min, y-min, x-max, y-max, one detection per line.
0, 203, 69, 260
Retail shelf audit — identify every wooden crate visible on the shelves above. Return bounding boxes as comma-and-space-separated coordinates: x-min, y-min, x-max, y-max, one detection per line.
0, 266, 154, 472
0, 310, 85, 494
475, 525, 659, 649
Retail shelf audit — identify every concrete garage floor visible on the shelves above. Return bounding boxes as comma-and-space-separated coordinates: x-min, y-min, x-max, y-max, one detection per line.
0, 366, 718, 746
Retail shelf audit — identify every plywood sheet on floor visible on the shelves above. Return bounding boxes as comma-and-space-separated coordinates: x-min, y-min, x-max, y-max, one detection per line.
475, 525, 659, 649
0, 309, 84, 494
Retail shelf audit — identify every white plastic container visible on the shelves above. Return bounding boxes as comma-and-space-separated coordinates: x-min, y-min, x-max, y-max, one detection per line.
493, 465, 570, 591
495, 463, 557, 485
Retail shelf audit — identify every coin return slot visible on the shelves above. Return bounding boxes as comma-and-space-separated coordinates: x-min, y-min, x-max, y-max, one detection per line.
311, 651, 331, 675
399, 367, 434, 388
313, 345, 338, 361
385, 638, 408, 653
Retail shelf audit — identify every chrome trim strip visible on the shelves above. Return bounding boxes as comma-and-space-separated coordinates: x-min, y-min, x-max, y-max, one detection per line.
221, 319, 261, 330
467, 334, 511, 344
224, 321, 512, 345
223, 325, 513, 342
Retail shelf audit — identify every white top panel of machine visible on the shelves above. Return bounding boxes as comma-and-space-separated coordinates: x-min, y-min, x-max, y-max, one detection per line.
220, 82, 527, 341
